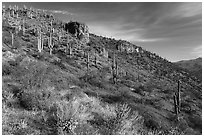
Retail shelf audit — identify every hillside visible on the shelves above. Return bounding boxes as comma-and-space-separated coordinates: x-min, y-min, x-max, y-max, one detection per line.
175, 58, 202, 81
2, 6, 202, 135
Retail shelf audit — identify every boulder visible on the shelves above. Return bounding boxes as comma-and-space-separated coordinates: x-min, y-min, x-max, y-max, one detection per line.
64, 21, 89, 44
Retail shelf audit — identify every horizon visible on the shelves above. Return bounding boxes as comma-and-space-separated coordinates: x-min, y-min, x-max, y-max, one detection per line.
3, 2, 202, 62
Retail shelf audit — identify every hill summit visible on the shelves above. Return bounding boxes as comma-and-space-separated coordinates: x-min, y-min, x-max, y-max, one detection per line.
175, 57, 202, 81
2, 5, 202, 135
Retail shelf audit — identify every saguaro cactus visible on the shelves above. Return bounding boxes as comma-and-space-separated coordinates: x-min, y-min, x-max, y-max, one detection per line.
37, 26, 44, 53
94, 49, 97, 66
103, 47, 108, 58
2, 5, 5, 18
69, 44, 72, 56
16, 10, 18, 18
22, 19, 25, 35
41, 35, 44, 50
11, 32, 14, 46
173, 94, 178, 120
177, 80, 181, 112
86, 51, 90, 72
37, 28, 42, 52
11, 9, 14, 17
137, 59, 140, 82
48, 34, 53, 55
112, 52, 118, 84
173, 80, 181, 120
66, 35, 71, 55
48, 28, 54, 55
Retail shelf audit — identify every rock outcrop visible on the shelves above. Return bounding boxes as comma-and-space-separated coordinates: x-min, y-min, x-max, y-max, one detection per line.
64, 21, 89, 44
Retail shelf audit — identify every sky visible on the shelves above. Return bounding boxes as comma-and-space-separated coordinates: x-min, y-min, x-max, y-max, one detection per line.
3, 2, 202, 62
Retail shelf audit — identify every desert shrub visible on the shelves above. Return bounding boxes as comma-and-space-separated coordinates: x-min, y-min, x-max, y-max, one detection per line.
37, 92, 144, 135
2, 103, 41, 135
47, 70, 79, 91
2, 62, 13, 76
101, 95, 123, 104
118, 87, 131, 98
80, 72, 105, 89
12, 57, 75, 91
19, 89, 45, 110
181, 101, 192, 114
145, 127, 184, 135
144, 118, 160, 130
90, 103, 144, 135
19, 90, 40, 110
18, 87, 56, 111
187, 115, 202, 133
39, 96, 96, 135
132, 85, 146, 96
12, 58, 49, 90
3, 91, 19, 108
113, 103, 144, 134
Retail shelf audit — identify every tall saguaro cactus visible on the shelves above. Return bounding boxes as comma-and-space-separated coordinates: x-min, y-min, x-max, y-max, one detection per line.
173, 80, 181, 120
103, 47, 108, 59
16, 10, 18, 18
86, 51, 90, 72
94, 49, 97, 67
11, 9, 14, 17
22, 19, 25, 35
48, 32, 53, 55
37, 28, 42, 52
41, 35, 44, 51
112, 52, 118, 84
137, 59, 140, 82
37, 26, 44, 53
2, 5, 5, 19
48, 27, 54, 55
177, 80, 181, 112
69, 44, 72, 56
66, 35, 72, 56
11, 32, 14, 46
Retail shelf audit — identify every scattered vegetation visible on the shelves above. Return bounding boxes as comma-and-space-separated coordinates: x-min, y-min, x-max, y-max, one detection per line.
2, 5, 201, 135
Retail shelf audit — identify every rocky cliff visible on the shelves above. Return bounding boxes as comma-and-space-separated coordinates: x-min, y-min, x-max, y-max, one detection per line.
64, 21, 89, 44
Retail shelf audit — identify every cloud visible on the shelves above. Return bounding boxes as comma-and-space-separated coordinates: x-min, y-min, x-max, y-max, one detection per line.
49, 10, 73, 16
135, 38, 167, 43
191, 45, 202, 57
34, 8, 74, 16
175, 3, 202, 18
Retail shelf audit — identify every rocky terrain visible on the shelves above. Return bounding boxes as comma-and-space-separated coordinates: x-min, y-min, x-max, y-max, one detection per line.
2, 5, 202, 135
